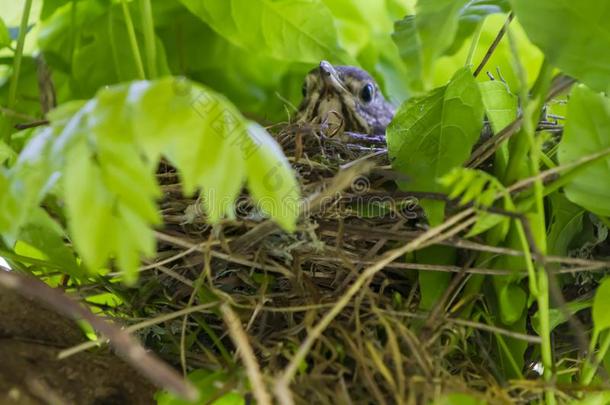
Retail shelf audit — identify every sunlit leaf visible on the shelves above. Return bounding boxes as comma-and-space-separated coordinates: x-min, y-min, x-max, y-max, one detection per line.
246, 122, 300, 232
558, 85, 610, 217
393, 0, 506, 90
18, 208, 83, 278
180, 0, 346, 63
532, 299, 591, 335
387, 67, 484, 223
1, 78, 299, 279
511, 0, 610, 93
446, 0, 510, 55
593, 278, 610, 333
478, 80, 518, 133
0, 17, 10, 49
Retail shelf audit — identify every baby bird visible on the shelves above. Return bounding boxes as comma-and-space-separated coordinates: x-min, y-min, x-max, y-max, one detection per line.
296, 61, 395, 136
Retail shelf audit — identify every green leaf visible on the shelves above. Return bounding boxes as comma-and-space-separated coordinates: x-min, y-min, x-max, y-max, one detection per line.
18, 208, 83, 278
392, 0, 470, 90
466, 212, 507, 238
0, 17, 10, 49
497, 283, 526, 324
155, 369, 245, 405
431, 393, 487, 405
1, 78, 299, 279
180, 0, 346, 63
558, 85, 610, 217
392, 15, 422, 92
38, 1, 170, 97
532, 299, 591, 335
511, 0, 610, 93
446, 0, 511, 55
416, 245, 456, 311
568, 392, 610, 405
593, 278, 610, 333
387, 67, 484, 222
0, 139, 17, 166
547, 192, 585, 256
246, 122, 300, 232
478, 80, 518, 134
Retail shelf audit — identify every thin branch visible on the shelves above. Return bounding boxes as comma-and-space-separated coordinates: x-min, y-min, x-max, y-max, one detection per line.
473, 13, 514, 77
221, 303, 272, 405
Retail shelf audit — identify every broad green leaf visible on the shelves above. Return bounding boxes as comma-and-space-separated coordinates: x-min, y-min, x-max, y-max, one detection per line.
497, 282, 526, 324
0, 139, 17, 166
63, 141, 118, 274
18, 208, 83, 278
155, 8, 294, 121
511, 0, 610, 93
0, 17, 10, 49
0, 127, 57, 240
568, 392, 610, 405
416, 245, 455, 311
392, 0, 469, 90
155, 369, 245, 405
593, 278, 610, 333
180, 0, 346, 63
547, 192, 585, 256
1, 78, 299, 279
38, 1, 170, 97
532, 299, 591, 335
246, 122, 300, 232
387, 67, 484, 222
40, 0, 74, 19
0, 56, 42, 119
558, 86, 610, 217
446, 0, 510, 55
478, 80, 518, 134
128, 78, 247, 221
392, 15, 422, 92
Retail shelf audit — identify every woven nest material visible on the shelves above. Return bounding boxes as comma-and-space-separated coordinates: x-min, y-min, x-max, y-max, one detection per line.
131, 123, 537, 404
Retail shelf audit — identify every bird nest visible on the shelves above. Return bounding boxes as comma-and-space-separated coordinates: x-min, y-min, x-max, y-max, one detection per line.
112, 123, 541, 404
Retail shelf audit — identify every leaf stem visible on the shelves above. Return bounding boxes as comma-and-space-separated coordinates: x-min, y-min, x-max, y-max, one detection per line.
121, 0, 146, 80
7, 0, 33, 110
465, 20, 484, 68
581, 329, 610, 386
138, 0, 157, 79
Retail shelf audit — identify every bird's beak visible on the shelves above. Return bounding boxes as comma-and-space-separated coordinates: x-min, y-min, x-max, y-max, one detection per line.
319, 60, 347, 93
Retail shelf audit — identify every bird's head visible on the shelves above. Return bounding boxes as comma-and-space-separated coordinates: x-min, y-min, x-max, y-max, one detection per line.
296, 61, 395, 135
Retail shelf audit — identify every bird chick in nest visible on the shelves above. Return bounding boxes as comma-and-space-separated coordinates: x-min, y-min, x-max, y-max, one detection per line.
296, 60, 395, 136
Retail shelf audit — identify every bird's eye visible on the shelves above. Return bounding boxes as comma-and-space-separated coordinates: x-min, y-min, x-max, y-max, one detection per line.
301, 82, 307, 97
360, 83, 374, 103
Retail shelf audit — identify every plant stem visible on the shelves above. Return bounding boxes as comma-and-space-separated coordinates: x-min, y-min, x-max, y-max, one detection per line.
138, 0, 157, 79
506, 27, 556, 403
581, 329, 610, 386
8, 0, 33, 110
465, 21, 484, 68
121, 0, 146, 80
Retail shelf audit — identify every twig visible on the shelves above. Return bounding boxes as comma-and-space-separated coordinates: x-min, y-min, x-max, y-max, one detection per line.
221, 303, 272, 405
58, 301, 219, 359
473, 13, 514, 77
